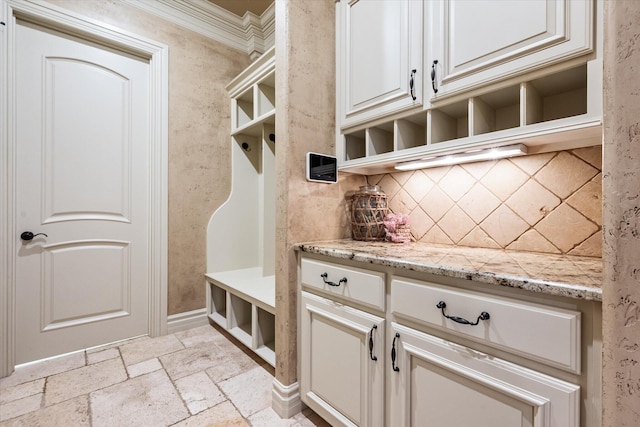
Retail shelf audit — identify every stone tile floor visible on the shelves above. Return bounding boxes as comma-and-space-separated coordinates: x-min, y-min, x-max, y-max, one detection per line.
0, 324, 330, 426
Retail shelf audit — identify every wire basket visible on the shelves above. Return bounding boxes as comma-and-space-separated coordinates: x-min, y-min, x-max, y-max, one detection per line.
350, 185, 388, 241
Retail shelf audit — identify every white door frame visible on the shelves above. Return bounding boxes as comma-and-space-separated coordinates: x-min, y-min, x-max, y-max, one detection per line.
0, 0, 169, 377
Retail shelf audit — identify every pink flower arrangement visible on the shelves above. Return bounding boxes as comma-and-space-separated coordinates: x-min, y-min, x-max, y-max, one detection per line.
383, 213, 412, 243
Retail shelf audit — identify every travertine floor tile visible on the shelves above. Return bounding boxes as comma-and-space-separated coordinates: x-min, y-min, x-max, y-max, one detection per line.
126, 357, 162, 378
45, 357, 127, 406
0, 393, 42, 422
119, 334, 184, 366
174, 324, 228, 348
218, 366, 274, 417
0, 353, 85, 389
175, 371, 225, 415
160, 341, 236, 381
0, 395, 89, 427
249, 407, 296, 426
169, 400, 249, 427
90, 370, 188, 427
86, 347, 120, 365
0, 379, 44, 404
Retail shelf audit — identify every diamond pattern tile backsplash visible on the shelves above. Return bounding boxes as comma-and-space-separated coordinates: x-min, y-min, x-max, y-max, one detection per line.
368, 146, 602, 257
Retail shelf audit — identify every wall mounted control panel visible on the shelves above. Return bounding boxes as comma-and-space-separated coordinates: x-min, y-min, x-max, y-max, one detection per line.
306, 152, 338, 183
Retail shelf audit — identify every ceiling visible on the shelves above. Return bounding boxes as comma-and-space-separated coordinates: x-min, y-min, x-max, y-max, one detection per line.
207, 0, 273, 17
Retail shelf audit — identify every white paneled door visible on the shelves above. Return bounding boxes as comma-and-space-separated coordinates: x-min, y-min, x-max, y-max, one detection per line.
15, 20, 151, 364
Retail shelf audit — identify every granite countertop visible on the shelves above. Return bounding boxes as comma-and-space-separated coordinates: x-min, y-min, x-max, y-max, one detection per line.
296, 240, 603, 302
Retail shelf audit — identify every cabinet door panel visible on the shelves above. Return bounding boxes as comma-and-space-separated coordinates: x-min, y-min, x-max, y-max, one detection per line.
300, 292, 384, 427
429, 0, 593, 98
338, 0, 423, 128
388, 323, 579, 427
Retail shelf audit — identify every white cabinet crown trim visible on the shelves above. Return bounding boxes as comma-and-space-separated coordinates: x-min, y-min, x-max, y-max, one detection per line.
121, 0, 275, 59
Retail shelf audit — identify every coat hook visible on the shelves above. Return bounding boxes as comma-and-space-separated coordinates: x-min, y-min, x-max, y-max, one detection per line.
241, 142, 251, 151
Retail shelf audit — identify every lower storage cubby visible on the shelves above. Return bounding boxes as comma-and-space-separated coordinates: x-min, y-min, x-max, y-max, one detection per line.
205, 271, 276, 366
229, 294, 252, 347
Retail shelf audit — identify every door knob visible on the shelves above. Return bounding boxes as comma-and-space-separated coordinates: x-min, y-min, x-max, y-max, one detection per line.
21, 231, 48, 241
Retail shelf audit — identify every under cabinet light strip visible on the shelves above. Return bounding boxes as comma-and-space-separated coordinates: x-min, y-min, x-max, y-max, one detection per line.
394, 144, 528, 171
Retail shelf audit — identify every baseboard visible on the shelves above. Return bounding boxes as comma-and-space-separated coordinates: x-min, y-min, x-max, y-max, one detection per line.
272, 379, 303, 419
167, 308, 209, 334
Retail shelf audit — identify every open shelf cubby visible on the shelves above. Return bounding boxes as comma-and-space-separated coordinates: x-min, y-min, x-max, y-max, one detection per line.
206, 47, 276, 367
338, 63, 597, 174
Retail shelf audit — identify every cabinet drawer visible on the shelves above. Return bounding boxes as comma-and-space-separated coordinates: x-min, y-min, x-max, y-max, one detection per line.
391, 277, 580, 373
301, 258, 385, 311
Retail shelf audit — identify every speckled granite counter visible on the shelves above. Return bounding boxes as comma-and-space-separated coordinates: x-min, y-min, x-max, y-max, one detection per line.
296, 240, 603, 302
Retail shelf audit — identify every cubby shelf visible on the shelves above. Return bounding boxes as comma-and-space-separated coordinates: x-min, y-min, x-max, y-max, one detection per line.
206, 269, 275, 366
339, 63, 602, 175
206, 47, 276, 367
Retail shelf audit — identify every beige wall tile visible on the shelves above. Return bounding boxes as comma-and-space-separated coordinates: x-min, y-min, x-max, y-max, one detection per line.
535, 151, 599, 199
566, 175, 603, 226
403, 170, 435, 203
506, 230, 561, 254
458, 227, 501, 249
408, 207, 434, 240
535, 203, 598, 252
376, 174, 402, 198
505, 180, 561, 226
388, 188, 418, 214
420, 187, 455, 222
479, 205, 530, 247
481, 161, 529, 201
572, 146, 603, 169
438, 166, 476, 201
381, 148, 602, 256
509, 152, 555, 175
421, 224, 454, 245
461, 160, 497, 180
457, 183, 501, 223
568, 231, 602, 257
438, 206, 476, 243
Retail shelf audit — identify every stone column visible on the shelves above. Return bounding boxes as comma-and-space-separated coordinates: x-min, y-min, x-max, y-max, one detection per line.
602, 1, 640, 426
273, 0, 361, 417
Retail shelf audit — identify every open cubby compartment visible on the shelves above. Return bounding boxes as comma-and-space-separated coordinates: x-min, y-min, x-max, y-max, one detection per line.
208, 283, 227, 328
367, 122, 394, 156
523, 64, 588, 125
344, 129, 366, 160
428, 99, 469, 144
257, 73, 276, 118
234, 87, 254, 130
470, 84, 521, 136
396, 113, 427, 151
228, 293, 252, 348
254, 307, 275, 365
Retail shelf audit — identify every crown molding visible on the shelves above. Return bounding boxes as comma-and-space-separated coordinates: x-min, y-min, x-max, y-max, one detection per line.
121, 0, 274, 59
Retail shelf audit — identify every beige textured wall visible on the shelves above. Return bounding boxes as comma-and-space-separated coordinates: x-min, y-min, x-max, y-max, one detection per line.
45, 0, 251, 315
274, 0, 360, 386
602, 1, 640, 425
371, 146, 602, 256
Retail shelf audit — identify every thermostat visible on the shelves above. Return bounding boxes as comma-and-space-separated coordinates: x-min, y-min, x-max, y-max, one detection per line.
306, 152, 338, 183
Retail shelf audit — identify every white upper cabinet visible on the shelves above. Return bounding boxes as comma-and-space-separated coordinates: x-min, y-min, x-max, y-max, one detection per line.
427, 0, 594, 99
337, 0, 423, 128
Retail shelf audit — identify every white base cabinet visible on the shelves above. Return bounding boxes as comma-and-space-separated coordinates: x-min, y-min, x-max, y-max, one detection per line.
298, 255, 600, 427
300, 292, 384, 427
388, 323, 579, 427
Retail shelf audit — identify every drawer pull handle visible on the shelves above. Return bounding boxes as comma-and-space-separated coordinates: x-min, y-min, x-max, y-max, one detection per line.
431, 59, 439, 94
436, 301, 490, 326
369, 325, 378, 361
409, 69, 417, 101
391, 333, 400, 372
320, 272, 347, 287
